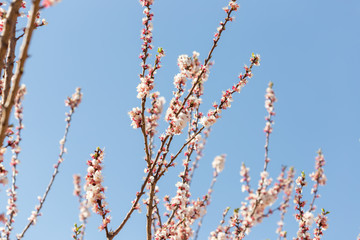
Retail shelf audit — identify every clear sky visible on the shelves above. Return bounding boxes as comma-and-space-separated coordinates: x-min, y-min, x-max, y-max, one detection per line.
3, 0, 360, 239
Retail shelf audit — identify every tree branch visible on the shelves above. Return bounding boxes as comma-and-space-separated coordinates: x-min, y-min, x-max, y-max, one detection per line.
0, 0, 40, 148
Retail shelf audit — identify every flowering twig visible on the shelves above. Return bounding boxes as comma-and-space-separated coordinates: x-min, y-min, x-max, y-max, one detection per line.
72, 223, 83, 240
85, 148, 111, 236
209, 207, 231, 240
294, 172, 311, 240
73, 174, 90, 240
175, 0, 240, 119
240, 162, 252, 194
263, 82, 276, 171
232, 81, 275, 237
189, 127, 211, 185
159, 127, 204, 177
308, 149, 326, 212
193, 155, 226, 240
276, 167, 295, 240
107, 158, 162, 239
200, 53, 260, 128
137, 0, 158, 167
17, 88, 82, 239
147, 91, 165, 160
4, 85, 26, 239
313, 208, 329, 240
125, 1, 257, 238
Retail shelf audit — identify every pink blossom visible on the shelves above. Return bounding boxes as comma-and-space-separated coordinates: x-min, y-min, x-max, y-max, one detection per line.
212, 155, 226, 173
128, 107, 142, 129
73, 174, 81, 197
65, 87, 82, 110
85, 148, 111, 230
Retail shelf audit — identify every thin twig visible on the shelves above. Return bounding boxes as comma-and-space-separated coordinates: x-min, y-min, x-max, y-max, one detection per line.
193, 171, 219, 240
17, 88, 81, 239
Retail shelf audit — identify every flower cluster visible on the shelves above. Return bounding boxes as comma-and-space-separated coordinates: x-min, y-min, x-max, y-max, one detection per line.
128, 107, 142, 129
65, 87, 82, 111
14, 84, 26, 120
43, 0, 61, 8
0, 148, 7, 185
146, 92, 165, 137
73, 174, 81, 197
156, 151, 227, 240
309, 149, 327, 211
313, 209, 329, 240
73, 174, 91, 222
1, 85, 27, 237
136, 1, 162, 100
310, 150, 326, 186
236, 169, 289, 236
240, 163, 251, 193
137, 48, 165, 99
207, 83, 292, 238
276, 167, 295, 237
264, 82, 276, 134
139, 0, 154, 7
85, 148, 111, 231
212, 154, 226, 173
209, 207, 231, 240
214, 0, 240, 40
0, 147, 7, 236
27, 196, 42, 226
294, 172, 312, 240
156, 182, 208, 239
264, 82, 276, 115
165, 52, 205, 135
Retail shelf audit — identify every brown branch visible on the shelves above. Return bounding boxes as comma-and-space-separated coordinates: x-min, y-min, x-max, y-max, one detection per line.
108, 137, 170, 239
0, 0, 39, 148
97, 200, 110, 237
109, 129, 201, 239
146, 184, 156, 240
141, 97, 151, 165
154, 204, 162, 228
2, 21, 16, 104
0, 0, 22, 77
158, 127, 204, 181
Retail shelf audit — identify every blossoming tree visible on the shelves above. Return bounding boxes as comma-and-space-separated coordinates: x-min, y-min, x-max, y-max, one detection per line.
0, 0, 334, 239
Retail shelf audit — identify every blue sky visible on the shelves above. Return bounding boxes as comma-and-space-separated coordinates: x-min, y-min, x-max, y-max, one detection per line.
2, 0, 360, 239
